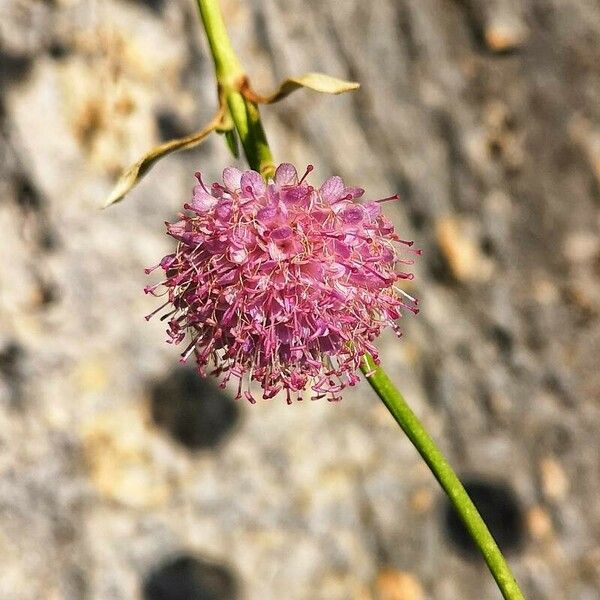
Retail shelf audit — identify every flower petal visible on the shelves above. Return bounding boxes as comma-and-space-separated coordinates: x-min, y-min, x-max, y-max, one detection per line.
344, 187, 365, 199
270, 225, 293, 242
256, 205, 280, 224
340, 205, 364, 225
222, 167, 243, 191
274, 163, 298, 186
320, 176, 344, 203
191, 186, 218, 212
240, 170, 267, 197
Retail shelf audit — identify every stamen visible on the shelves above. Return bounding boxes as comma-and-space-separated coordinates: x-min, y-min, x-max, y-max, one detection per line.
244, 185, 259, 202
375, 194, 400, 204
330, 193, 354, 205
144, 301, 170, 321
180, 339, 197, 361
195, 171, 210, 193
159, 309, 178, 321
396, 288, 417, 303
299, 164, 314, 184
144, 264, 160, 275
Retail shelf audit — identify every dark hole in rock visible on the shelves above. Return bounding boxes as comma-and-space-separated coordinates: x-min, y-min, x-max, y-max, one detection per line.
443, 478, 525, 559
38, 280, 60, 306
155, 110, 189, 142
0, 341, 23, 382
536, 423, 572, 456
15, 175, 43, 212
124, 0, 165, 14
0, 341, 25, 409
149, 367, 239, 450
39, 228, 60, 251
48, 42, 69, 60
490, 324, 513, 354
143, 554, 238, 600
543, 371, 575, 407
480, 235, 495, 256
427, 247, 457, 286
488, 139, 503, 160
455, 342, 471, 361
0, 51, 33, 85
410, 208, 427, 232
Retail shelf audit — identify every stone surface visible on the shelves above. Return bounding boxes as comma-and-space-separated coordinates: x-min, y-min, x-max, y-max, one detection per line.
1, 0, 599, 599
375, 570, 425, 600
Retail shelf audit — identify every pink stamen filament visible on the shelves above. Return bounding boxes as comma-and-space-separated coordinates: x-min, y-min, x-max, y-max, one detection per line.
299, 164, 314, 184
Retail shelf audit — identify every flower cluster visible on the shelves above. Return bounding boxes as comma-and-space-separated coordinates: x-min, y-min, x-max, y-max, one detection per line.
146, 164, 419, 402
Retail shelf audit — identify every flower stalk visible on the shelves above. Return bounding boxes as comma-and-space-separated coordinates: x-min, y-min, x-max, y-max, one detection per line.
196, 0, 275, 178
194, 1, 526, 598
360, 355, 525, 600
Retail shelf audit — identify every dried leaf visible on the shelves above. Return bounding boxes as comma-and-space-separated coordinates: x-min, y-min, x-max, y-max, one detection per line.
103, 109, 224, 208
242, 72, 360, 104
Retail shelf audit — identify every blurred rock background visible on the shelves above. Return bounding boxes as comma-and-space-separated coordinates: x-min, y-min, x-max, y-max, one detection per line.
0, 0, 599, 598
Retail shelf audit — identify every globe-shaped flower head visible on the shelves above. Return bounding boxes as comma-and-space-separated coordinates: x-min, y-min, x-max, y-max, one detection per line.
146, 164, 419, 403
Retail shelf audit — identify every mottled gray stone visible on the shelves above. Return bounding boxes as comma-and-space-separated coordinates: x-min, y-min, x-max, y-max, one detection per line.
0, 0, 599, 599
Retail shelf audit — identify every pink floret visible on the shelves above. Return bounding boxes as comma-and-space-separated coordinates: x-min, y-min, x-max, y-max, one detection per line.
146, 164, 419, 403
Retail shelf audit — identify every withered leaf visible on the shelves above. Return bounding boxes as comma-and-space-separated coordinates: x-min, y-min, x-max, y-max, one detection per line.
103, 109, 224, 208
242, 72, 360, 104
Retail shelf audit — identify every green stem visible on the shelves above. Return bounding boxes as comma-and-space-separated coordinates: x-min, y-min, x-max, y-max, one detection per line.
196, 0, 275, 178
361, 354, 525, 600
226, 92, 275, 177
195, 2, 525, 598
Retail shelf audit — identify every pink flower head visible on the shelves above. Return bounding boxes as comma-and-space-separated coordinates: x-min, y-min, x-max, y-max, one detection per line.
145, 164, 419, 403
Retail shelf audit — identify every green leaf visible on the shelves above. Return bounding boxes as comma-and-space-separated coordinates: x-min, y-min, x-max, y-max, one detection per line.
242, 72, 360, 104
103, 110, 223, 208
